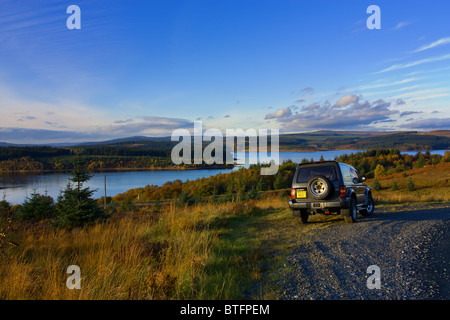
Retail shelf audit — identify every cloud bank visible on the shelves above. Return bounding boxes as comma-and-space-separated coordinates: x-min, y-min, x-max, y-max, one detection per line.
265, 95, 399, 131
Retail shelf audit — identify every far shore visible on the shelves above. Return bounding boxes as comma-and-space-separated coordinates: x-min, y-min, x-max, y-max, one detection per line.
0, 164, 236, 175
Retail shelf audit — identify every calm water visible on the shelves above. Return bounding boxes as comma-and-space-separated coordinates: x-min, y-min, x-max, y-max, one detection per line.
1, 150, 447, 204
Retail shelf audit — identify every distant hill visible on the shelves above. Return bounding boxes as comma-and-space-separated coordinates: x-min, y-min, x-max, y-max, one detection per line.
419, 130, 450, 138
278, 130, 450, 151
1, 130, 449, 151
76, 136, 172, 147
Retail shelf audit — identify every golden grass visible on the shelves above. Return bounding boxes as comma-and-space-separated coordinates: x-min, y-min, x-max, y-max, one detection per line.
1, 162, 448, 300
0, 195, 291, 300
369, 162, 450, 204
0, 204, 218, 300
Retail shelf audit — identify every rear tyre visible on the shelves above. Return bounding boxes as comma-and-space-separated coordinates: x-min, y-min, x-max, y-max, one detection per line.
344, 198, 358, 223
293, 209, 309, 224
300, 210, 309, 224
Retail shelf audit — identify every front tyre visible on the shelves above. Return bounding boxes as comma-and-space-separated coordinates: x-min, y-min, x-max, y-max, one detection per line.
360, 193, 375, 217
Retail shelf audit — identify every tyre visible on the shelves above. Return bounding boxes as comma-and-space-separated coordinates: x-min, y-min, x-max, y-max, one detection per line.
293, 209, 309, 224
359, 193, 375, 217
344, 197, 358, 223
300, 210, 309, 224
307, 176, 332, 200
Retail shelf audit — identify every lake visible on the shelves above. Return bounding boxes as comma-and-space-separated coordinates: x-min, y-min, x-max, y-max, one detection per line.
1, 150, 447, 204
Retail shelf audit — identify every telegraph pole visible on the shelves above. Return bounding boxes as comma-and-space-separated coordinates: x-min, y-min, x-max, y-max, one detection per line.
104, 175, 107, 210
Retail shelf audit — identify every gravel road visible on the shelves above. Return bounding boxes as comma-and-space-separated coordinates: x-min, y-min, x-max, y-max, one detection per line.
276, 203, 450, 300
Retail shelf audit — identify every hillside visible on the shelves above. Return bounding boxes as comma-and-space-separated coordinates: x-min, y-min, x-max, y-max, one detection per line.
278, 130, 450, 151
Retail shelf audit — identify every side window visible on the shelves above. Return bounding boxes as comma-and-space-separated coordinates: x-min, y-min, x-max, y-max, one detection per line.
350, 168, 360, 183
340, 165, 353, 184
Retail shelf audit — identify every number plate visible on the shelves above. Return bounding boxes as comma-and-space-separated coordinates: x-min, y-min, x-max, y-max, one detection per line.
296, 190, 307, 198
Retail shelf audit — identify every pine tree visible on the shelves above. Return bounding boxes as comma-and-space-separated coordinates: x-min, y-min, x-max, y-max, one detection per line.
55, 155, 106, 229
406, 177, 415, 191
256, 177, 268, 192
273, 173, 285, 190
391, 181, 399, 191
19, 191, 55, 221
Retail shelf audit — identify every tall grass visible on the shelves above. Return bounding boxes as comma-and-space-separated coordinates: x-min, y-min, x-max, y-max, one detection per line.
0, 194, 287, 300
369, 162, 450, 204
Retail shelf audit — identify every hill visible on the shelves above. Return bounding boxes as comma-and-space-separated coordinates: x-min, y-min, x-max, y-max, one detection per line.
278, 130, 450, 151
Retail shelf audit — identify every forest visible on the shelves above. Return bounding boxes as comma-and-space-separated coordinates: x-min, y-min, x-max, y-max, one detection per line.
110, 149, 450, 204
0, 130, 449, 172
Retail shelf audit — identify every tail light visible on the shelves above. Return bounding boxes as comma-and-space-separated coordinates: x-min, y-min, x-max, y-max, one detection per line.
339, 186, 346, 197
291, 188, 296, 199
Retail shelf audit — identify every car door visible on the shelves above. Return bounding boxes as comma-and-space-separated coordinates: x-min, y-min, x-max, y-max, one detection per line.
340, 164, 356, 194
350, 167, 365, 204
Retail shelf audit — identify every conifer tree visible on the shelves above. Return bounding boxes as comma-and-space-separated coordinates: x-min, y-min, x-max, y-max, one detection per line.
56, 155, 106, 229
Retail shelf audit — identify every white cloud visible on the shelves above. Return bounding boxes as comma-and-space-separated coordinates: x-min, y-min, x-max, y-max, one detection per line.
264, 95, 400, 131
264, 107, 292, 120
395, 22, 410, 30
334, 94, 358, 107
413, 37, 450, 52
377, 54, 450, 73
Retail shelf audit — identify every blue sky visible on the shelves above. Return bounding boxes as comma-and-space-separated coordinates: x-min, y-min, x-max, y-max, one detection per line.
1, 0, 449, 143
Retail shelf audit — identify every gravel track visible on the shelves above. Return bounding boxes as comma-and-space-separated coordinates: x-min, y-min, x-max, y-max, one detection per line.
276, 204, 450, 300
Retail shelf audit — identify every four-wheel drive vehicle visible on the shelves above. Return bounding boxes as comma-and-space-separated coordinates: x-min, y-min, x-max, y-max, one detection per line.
288, 160, 374, 224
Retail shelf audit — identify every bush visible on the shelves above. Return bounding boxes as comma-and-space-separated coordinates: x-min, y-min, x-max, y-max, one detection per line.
0, 200, 11, 218
406, 178, 415, 192
176, 191, 197, 207
19, 192, 55, 221
273, 173, 285, 190
371, 179, 381, 191
120, 198, 135, 212
391, 181, 399, 191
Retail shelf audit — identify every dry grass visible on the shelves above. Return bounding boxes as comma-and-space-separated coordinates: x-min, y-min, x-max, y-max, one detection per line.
0, 195, 290, 300
2, 162, 447, 300
0, 204, 219, 300
370, 162, 450, 204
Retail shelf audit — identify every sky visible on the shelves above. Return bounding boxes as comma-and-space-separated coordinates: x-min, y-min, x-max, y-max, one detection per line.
0, 0, 449, 144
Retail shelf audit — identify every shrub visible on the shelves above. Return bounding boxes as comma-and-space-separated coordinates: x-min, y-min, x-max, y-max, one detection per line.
372, 179, 381, 191
19, 192, 55, 221
120, 198, 135, 212
176, 191, 197, 207
0, 200, 11, 218
406, 177, 415, 192
391, 181, 399, 191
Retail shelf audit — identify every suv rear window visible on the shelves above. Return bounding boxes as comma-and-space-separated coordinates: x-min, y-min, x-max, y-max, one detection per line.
296, 165, 337, 183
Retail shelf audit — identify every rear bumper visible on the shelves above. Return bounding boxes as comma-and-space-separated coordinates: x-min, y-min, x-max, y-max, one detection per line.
288, 198, 345, 211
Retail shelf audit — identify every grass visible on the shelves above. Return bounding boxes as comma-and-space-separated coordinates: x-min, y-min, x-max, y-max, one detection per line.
1, 162, 449, 300
368, 162, 450, 204
0, 193, 296, 300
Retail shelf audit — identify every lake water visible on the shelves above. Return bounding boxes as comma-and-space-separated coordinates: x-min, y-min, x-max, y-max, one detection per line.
1, 150, 447, 204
